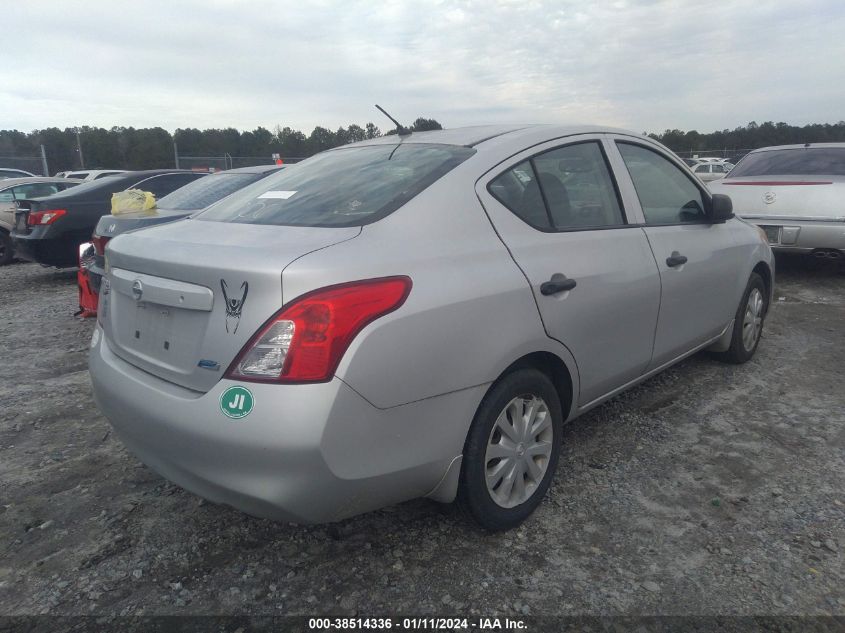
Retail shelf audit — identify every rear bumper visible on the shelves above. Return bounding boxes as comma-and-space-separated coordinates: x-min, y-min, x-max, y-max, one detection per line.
12, 231, 80, 268
89, 328, 470, 523
742, 217, 845, 253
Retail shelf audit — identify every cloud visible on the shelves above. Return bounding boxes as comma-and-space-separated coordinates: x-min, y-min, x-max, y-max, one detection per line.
1, 0, 843, 134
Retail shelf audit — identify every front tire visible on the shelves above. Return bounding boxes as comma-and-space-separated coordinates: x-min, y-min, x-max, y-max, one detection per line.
458, 368, 563, 531
715, 272, 767, 364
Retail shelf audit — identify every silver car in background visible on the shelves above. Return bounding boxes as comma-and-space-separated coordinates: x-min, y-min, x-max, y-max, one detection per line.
89, 125, 774, 531
690, 161, 730, 182
709, 143, 845, 260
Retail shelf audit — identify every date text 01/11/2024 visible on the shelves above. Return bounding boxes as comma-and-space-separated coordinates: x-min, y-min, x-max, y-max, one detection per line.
307, 617, 528, 630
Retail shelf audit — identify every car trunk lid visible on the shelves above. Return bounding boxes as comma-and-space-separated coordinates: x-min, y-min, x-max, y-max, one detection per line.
710, 175, 845, 221
100, 219, 360, 392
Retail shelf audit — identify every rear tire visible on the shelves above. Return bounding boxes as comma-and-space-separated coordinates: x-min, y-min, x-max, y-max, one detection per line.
0, 232, 13, 266
458, 368, 563, 531
715, 272, 767, 364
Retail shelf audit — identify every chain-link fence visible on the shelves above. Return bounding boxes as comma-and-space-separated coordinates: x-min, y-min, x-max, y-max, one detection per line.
173, 153, 307, 172
674, 148, 755, 163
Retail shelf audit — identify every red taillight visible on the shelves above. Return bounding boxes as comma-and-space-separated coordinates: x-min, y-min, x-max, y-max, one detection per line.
92, 234, 111, 256
27, 209, 67, 226
225, 276, 412, 383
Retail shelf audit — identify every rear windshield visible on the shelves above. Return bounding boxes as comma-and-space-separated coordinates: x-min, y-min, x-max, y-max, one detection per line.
32, 175, 125, 199
196, 143, 475, 227
730, 147, 845, 177
156, 172, 260, 211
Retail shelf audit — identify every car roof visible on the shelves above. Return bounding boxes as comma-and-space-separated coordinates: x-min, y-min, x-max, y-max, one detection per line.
336, 124, 643, 150
747, 143, 845, 154
67, 169, 125, 174
27, 170, 202, 201
108, 169, 197, 178
213, 165, 285, 175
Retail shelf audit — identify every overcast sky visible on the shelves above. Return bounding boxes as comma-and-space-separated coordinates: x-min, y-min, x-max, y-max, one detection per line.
2, 0, 843, 135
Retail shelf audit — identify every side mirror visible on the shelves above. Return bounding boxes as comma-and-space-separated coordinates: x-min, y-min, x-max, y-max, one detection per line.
711, 194, 734, 223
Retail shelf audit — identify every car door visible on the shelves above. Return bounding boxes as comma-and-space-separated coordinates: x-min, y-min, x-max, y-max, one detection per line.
610, 139, 742, 369
476, 136, 661, 406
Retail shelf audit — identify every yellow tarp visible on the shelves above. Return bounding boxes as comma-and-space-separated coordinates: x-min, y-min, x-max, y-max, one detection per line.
111, 189, 156, 215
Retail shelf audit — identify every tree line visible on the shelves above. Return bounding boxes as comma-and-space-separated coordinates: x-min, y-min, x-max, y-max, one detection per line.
0, 117, 443, 173
2, 119, 844, 173
649, 120, 845, 159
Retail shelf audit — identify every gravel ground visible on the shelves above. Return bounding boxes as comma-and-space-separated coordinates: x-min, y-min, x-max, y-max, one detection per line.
0, 256, 843, 617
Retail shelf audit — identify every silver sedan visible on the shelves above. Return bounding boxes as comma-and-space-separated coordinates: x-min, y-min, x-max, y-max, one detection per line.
89, 125, 774, 530
709, 143, 845, 261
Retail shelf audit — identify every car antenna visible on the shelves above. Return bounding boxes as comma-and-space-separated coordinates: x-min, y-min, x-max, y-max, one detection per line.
375, 104, 412, 136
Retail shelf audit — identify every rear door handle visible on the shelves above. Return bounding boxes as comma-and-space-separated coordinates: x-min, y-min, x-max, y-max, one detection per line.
540, 275, 577, 295
666, 252, 688, 267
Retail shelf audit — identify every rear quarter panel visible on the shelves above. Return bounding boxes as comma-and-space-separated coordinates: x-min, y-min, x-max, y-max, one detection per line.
279, 162, 579, 412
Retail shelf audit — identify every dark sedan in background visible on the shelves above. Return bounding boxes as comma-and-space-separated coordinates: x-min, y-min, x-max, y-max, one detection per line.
12, 169, 205, 268
88, 164, 285, 292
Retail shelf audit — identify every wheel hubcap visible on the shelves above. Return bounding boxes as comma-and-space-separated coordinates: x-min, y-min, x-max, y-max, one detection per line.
742, 287, 764, 352
484, 394, 553, 509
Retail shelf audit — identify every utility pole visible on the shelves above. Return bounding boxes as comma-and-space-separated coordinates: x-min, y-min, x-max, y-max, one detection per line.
75, 128, 85, 169
174, 142, 179, 169
39, 144, 49, 176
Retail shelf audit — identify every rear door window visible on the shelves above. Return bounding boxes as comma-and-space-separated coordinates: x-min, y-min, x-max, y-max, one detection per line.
617, 142, 709, 225
198, 144, 475, 227
488, 141, 625, 230
532, 142, 625, 228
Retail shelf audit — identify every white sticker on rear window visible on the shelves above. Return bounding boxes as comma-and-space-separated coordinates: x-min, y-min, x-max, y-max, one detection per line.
257, 190, 297, 200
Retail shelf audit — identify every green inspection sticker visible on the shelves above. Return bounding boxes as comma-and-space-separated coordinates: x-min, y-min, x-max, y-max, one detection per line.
219, 385, 254, 419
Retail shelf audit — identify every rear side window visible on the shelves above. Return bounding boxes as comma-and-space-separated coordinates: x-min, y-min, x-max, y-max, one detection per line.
488, 141, 625, 230
532, 142, 624, 228
617, 142, 708, 225
156, 173, 259, 211
489, 161, 551, 228
198, 144, 475, 227
729, 147, 845, 177
694, 164, 709, 173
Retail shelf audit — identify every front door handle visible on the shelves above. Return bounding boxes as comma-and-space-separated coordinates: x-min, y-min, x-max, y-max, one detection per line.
540, 275, 577, 295
666, 252, 688, 267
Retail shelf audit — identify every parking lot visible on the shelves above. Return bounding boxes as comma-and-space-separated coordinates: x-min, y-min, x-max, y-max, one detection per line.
0, 256, 843, 616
